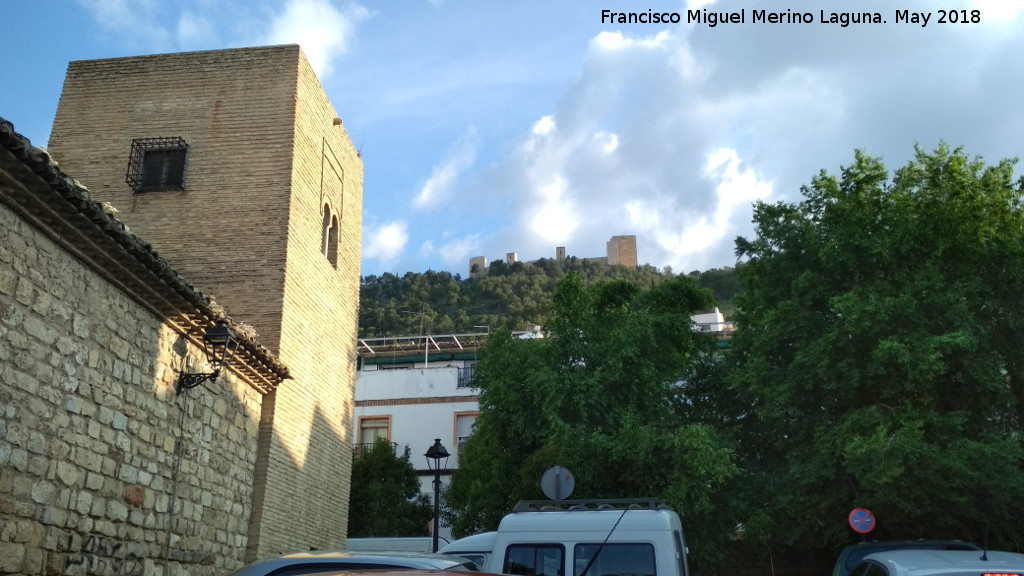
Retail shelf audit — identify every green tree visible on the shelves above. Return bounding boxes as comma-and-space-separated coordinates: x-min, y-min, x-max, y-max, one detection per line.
727, 145, 1024, 557
348, 438, 433, 537
444, 273, 738, 569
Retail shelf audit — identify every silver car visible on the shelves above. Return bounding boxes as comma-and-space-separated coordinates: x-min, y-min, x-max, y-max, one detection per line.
851, 549, 1024, 576
230, 550, 481, 576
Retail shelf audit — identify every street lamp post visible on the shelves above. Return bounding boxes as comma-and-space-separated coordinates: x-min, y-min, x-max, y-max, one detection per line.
424, 438, 450, 552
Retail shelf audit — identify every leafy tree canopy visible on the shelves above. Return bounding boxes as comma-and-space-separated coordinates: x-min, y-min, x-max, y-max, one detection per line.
359, 261, 740, 338
348, 438, 433, 537
443, 273, 738, 570
727, 144, 1024, 554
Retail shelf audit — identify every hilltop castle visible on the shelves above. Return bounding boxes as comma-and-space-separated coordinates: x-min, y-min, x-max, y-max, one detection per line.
470, 234, 637, 278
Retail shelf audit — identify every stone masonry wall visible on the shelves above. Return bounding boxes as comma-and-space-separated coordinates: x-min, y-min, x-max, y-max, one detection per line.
0, 201, 265, 575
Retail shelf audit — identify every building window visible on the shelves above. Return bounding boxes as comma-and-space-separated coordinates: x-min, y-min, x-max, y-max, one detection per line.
125, 137, 189, 192
328, 215, 339, 267
321, 206, 331, 257
321, 205, 339, 268
457, 362, 475, 387
359, 416, 390, 447
455, 412, 478, 454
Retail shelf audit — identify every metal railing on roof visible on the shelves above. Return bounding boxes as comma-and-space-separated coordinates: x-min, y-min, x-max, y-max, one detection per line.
512, 498, 671, 512
356, 331, 538, 360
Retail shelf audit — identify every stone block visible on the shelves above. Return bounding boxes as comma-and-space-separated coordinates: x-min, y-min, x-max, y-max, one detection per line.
75, 491, 92, 515
40, 506, 67, 527
3, 301, 26, 326
27, 431, 46, 455
0, 268, 16, 295
23, 315, 57, 345
56, 461, 79, 486
0, 542, 25, 572
63, 396, 83, 415
30, 480, 56, 504
106, 499, 128, 521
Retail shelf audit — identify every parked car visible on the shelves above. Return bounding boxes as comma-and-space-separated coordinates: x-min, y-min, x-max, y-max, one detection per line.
440, 531, 497, 570
850, 549, 1024, 576
832, 540, 981, 576
229, 550, 480, 576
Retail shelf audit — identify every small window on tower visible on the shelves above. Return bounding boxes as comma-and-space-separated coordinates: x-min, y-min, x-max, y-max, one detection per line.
126, 137, 189, 193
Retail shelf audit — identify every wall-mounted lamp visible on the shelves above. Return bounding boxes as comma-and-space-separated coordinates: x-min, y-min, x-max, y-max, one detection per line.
175, 320, 240, 395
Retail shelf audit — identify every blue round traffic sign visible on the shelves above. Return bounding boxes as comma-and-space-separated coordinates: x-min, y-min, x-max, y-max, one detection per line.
848, 508, 875, 534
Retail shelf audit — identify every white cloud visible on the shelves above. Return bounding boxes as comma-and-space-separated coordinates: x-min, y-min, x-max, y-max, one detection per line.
76, 0, 173, 47
266, 0, 369, 78
593, 131, 618, 154
439, 235, 482, 270
532, 115, 556, 136
363, 221, 409, 262
530, 175, 578, 244
414, 128, 478, 210
176, 10, 216, 47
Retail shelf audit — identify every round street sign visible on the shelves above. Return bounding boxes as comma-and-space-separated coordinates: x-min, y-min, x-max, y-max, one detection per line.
848, 508, 876, 534
540, 466, 575, 501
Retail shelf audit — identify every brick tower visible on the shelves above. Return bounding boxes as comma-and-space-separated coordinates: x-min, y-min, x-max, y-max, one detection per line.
47, 45, 362, 558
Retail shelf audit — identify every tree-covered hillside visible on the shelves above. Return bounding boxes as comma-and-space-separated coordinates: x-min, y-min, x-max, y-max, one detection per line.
358, 258, 741, 337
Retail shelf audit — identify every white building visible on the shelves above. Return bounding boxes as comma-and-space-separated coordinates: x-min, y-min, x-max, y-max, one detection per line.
690, 307, 736, 333
354, 332, 490, 543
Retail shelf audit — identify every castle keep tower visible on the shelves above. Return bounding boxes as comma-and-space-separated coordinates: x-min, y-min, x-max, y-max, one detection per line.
607, 234, 638, 267
47, 45, 362, 558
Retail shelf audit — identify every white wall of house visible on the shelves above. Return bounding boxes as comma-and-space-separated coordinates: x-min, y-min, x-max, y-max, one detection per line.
354, 362, 479, 544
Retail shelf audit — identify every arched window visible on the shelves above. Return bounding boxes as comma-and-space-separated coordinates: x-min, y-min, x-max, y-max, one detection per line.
327, 215, 339, 268
321, 205, 332, 258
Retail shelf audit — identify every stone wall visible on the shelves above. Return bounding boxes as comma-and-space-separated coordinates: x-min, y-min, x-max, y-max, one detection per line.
0, 201, 265, 574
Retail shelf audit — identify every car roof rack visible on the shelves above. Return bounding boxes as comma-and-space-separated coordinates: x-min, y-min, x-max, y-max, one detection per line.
513, 499, 671, 512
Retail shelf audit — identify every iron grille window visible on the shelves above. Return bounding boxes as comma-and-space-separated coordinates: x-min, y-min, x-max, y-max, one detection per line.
457, 365, 475, 387
126, 137, 189, 192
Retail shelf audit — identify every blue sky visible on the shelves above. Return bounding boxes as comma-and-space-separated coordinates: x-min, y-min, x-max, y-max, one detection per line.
3, 0, 1024, 278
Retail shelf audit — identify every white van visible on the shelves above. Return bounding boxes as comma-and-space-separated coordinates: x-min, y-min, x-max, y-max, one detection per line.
443, 499, 690, 576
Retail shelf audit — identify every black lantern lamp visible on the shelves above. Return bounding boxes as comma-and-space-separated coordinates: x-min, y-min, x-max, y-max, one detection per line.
424, 438, 450, 552
175, 320, 241, 395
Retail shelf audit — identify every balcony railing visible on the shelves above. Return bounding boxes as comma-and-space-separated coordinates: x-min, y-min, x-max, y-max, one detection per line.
354, 441, 398, 456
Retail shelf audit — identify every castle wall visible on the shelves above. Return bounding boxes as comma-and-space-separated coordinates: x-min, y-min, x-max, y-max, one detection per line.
0, 200, 263, 575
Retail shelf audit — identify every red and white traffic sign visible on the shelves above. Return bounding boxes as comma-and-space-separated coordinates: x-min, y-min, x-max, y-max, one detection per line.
848, 508, 876, 534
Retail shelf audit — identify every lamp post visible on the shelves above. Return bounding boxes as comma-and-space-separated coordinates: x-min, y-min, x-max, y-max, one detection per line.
424, 438, 450, 552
